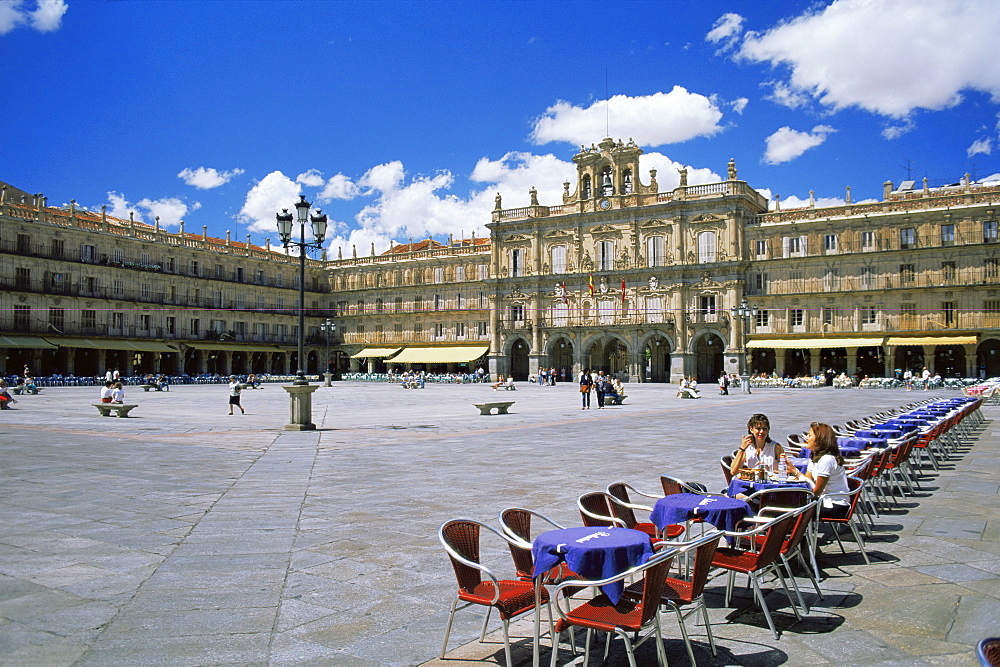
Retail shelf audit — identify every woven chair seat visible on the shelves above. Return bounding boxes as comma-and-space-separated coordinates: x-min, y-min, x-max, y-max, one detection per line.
554, 594, 644, 634
458, 580, 546, 619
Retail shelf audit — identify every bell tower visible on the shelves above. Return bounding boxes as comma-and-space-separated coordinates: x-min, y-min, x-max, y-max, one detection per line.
564, 138, 653, 206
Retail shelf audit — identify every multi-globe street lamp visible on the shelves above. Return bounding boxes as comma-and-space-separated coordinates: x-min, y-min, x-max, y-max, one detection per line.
275, 195, 326, 430
320, 318, 336, 385
730, 297, 758, 394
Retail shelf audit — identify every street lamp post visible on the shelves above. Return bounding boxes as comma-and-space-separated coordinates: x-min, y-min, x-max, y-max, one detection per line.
730, 297, 758, 394
320, 318, 336, 386
276, 195, 327, 429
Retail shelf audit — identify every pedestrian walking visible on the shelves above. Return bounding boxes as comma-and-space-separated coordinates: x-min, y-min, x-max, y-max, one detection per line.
579, 368, 593, 410
228, 375, 244, 414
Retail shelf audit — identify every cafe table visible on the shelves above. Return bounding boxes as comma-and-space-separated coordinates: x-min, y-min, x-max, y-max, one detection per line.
726, 477, 812, 501
853, 428, 902, 440
530, 526, 653, 666
650, 492, 752, 533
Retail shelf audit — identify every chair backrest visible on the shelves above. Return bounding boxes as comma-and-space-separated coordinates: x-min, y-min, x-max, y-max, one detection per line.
439, 519, 483, 592
683, 533, 722, 599
497, 508, 536, 578
720, 456, 734, 483
978, 637, 1000, 667
751, 512, 798, 570
750, 487, 812, 513
781, 501, 817, 555
819, 476, 865, 521
660, 474, 693, 496
606, 483, 640, 527
577, 492, 622, 528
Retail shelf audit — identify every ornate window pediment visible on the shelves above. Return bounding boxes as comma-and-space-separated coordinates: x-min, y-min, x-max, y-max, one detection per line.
690, 213, 723, 223
504, 233, 532, 245
639, 218, 671, 230
590, 224, 621, 238
544, 229, 575, 239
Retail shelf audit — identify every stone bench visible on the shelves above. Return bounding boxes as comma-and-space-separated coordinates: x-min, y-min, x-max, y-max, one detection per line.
474, 401, 515, 415
140, 384, 161, 392
93, 403, 139, 417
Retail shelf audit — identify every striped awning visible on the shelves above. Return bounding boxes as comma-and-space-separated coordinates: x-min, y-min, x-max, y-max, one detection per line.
747, 337, 885, 349
184, 342, 282, 353
0, 335, 57, 349
388, 345, 489, 363
886, 336, 978, 347
351, 347, 402, 358
43, 337, 178, 352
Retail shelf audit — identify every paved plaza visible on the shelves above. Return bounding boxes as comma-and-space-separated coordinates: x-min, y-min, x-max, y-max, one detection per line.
1, 380, 998, 666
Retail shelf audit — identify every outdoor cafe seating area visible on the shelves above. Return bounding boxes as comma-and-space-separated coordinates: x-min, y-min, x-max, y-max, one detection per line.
438, 395, 987, 666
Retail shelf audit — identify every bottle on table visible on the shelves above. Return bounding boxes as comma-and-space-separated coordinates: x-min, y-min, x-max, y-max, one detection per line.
777, 453, 788, 482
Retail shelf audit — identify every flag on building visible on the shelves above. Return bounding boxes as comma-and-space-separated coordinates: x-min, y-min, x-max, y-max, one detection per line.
559, 282, 568, 304
621, 278, 627, 305
588, 273, 594, 296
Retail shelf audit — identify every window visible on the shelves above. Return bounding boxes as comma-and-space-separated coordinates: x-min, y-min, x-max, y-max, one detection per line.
356, 300, 365, 315
112, 249, 124, 264
478, 264, 489, 280
455, 265, 465, 282
275, 323, 286, 339
697, 232, 717, 263
984, 220, 998, 243
699, 295, 717, 321
861, 231, 875, 251
477, 321, 488, 337
212, 291, 223, 308
862, 307, 877, 325
15, 267, 30, 289
645, 297, 663, 323
598, 299, 615, 325
900, 263, 915, 284
141, 283, 151, 300
236, 267, 245, 282
236, 293, 245, 310
646, 237, 663, 267
166, 316, 176, 335
210, 319, 225, 334
434, 295, 442, 311
191, 319, 201, 336
84, 276, 96, 294
986, 258, 1000, 281
900, 303, 917, 327
112, 278, 124, 296
552, 302, 569, 325
456, 322, 466, 338
50, 239, 64, 259
111, 312, 125, 330
479, 292, 488, 310
754, 239, 767, 257
823, 269, 839, 291
81, 244, 97, 263
434, 267, 444, 284
824, 234, 838, 252
139, 314, 150, 331
755, 309, 770, 328
510, 249, 523, 277
822, 307, 836, 328
81, 310, 96, 330
48, 308, 64, 330
456, 294, 463, 309
165, 256, 175, 272
376, 298, 384, 313
941, 224, 955, 246
394, 297, 403, 313
13, 305, 30, 329
790, 308, 804, 328
551, 245, 567, 273
861, 266, 874, 289
215, 263, 223, 278
782, 235, 805, 257
190, 260, 199, 276
943, 301, 956, 327
942, 261, 956, 282
598, 240, 614, 271
49, 272, 64, 290
986, 300, 1000, 326
582, 174, 592, 199
752, 272, 767, 294
275, 272, 283, 287
622, 169, 633, 195
140, 252, 151, 265
510, 304, 525, 324
789, 270, 804, 291
900, 227, 916, 249
16, 233, 30, 254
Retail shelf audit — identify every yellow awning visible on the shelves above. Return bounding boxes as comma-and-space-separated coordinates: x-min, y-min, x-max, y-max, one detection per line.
388, 345, 489, 363
184, 342, 282, 353
43, 337, 177, 351
886, 336, 978, 347
0, 335, 58, 349
748, 337, 885, 349
351, 347, 402, 358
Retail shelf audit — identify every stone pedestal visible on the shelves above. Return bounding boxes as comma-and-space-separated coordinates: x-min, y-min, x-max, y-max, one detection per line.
282, 384, 319, 430
322, 372, 333, 387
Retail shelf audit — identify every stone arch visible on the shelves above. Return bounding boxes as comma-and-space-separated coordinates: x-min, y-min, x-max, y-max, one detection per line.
692, 331, 725, 383
977, 338, 1000, 378
639, 331, 674, 383
505, 336, 530, 381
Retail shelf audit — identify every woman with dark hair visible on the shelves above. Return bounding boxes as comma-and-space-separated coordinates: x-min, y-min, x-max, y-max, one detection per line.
579, 368, 593, 410
803, 422, 851, 517
730, 413, 796, 477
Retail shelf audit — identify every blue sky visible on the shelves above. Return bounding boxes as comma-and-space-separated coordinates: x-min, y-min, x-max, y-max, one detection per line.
3, 0, 999, 257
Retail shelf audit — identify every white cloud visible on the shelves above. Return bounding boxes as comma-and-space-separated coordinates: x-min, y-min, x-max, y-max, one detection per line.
881, 117, 916, 140
530, 88, 725, 147
238, 171, 301, 233
318, 173, 360, 201
637, 152, 721, 189
102, 192, 197, 228
177, 166, 245, 189
764, 80, 810, 110
30, 0, 66, 32
296, 169, 324, 187
968, 137, 993, 156
0, 0, 66, 34
706, 12, 744, 51
737, 0, 1000, 119
763, 125, 836, 164
731, 97, 749, 114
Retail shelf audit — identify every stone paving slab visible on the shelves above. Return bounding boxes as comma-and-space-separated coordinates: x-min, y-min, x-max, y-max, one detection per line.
0, 382, 995, 665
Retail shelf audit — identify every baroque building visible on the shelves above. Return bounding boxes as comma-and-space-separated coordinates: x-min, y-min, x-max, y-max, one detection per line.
4, 138, 1000, 382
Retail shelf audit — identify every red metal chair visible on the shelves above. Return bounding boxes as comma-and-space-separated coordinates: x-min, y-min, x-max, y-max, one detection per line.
751, 500, 823, 615
439, 518, 548, 667
498, 507, 566, 581
711, 510, 800, 640
549, 547, 679, 667
720, 455, 735, 484
606, 482, 685, 540
978, 637, 1000, 666
812, 476, 871, 577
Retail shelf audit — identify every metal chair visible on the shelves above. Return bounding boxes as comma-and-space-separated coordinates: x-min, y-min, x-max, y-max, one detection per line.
549, 547, 680, 667
498, 507, 566, 581
811, 476, 872, 580
439, 518, 548, 667
978, 637, 1000, 666
606, 482, 685, 540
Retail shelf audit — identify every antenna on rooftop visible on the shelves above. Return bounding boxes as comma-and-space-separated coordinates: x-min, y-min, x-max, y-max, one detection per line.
901, 158, 916, 180
605, 66, 610, 137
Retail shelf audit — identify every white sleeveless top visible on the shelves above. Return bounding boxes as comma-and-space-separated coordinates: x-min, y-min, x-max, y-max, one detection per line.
745, 440, 777, 469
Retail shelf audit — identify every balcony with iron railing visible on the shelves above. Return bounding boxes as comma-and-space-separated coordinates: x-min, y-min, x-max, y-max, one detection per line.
745, 267, 1000, 297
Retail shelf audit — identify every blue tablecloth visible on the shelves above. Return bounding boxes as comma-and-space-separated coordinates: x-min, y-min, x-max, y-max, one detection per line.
650, 493, 752, 533
854, 428, 902, 439
790, 456, 810, 473
726, 478, 812, 500
532, 527, 652, 604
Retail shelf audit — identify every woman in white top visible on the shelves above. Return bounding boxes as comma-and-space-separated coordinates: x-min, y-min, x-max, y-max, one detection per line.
110, 382, 125, 404
803, 422, 852, 518
730, 413, 796, 477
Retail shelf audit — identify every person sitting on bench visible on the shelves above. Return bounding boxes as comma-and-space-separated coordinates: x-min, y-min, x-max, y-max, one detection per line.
111, 381, 125, 404
100, 381, 114, 403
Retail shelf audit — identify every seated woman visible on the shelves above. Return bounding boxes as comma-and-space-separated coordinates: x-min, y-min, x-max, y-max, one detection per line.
100, 381, 114, 403
157, 374, 170, 391
730, 413, 797, 478
0, 379, 14, 409
111, 381, 125, 404
492, 375, 506, 390
677, 376, 700, 399
802, 422, 852, 518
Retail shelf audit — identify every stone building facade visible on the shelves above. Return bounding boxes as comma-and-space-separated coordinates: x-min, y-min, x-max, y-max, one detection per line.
4, 138, 1000, 382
